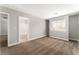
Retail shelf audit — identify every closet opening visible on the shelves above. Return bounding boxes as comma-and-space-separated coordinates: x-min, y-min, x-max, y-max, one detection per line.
0, 12, 9, 47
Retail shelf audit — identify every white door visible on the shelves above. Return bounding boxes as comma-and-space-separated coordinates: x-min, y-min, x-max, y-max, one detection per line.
19, 16, 29, 43
0, 12, 11, 47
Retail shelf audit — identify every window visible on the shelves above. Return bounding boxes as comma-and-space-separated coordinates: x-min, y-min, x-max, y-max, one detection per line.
51, 19, 66, 32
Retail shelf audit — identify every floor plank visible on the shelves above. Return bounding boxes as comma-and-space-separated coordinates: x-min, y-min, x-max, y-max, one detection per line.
0, 37, 79, 55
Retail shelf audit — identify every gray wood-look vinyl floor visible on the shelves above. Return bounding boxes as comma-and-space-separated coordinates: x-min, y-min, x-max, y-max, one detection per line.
0, 37, 79, 55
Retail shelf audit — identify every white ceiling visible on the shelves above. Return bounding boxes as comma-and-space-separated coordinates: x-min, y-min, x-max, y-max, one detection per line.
1, 4, 79, 19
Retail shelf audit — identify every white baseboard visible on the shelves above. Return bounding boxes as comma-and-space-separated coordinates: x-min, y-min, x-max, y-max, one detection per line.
8, 42, 19, 47
50, 36, 69, 41
8, 35, 46, 47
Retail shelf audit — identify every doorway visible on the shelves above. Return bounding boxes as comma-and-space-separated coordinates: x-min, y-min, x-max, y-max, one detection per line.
0, 12, 9, 47
18, 16, 29, 43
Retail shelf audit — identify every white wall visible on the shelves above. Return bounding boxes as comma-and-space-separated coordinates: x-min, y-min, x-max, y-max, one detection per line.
49, 16, 69, 41
1, 6, 46, 45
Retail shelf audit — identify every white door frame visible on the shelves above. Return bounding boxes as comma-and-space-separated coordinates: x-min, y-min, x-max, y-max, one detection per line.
18, 16, 29, 43
0, 12, 10, 47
